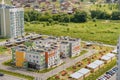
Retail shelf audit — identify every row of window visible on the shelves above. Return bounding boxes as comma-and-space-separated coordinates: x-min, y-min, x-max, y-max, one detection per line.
29, 59, 39, 63
29, 55, 39, 58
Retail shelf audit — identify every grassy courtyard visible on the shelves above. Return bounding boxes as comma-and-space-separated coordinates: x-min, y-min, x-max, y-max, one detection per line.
25, 20, 120, 45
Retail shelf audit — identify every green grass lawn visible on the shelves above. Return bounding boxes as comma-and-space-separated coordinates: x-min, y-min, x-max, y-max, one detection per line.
71, 50, 88, 59
0, 46, 7, 54
89, 4, 118, 13
0, 38, 7, 42
25, 20, 120, 45
0, 69, 34, 80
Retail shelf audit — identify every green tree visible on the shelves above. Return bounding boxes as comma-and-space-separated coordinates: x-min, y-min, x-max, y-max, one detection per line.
111, 11, 120, 20
73, 11, 87, 23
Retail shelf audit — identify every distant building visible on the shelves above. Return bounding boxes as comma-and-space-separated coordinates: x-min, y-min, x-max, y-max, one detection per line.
0, 3, 24, 38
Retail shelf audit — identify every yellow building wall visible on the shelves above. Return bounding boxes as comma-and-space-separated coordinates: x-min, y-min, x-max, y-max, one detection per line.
15, 51, 25, 67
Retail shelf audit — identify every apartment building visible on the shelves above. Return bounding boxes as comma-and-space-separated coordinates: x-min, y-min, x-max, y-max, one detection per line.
12, 35, 81, 69
69, 38, 81, 57
12, 41, 61, 70
0, 3, 24, 38
117, 37, 120, 80
11, 45, 27, 68
26, 49, 46, 69
60, 41, 70, 57
60, 37, 81, 57
45, 45, 61, 68
34, 39, 61, 68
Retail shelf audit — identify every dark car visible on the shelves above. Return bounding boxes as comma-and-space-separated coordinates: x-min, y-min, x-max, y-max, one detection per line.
0, 73, 4, 76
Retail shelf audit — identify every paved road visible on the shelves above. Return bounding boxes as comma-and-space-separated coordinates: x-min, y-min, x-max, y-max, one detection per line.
108, 74, 116, 80
82, 41, 116, 48
0, 74, 25, 80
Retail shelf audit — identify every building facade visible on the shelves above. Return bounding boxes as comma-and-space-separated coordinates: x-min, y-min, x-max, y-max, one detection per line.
0, 4, 24, 38
12, 36, 81, 70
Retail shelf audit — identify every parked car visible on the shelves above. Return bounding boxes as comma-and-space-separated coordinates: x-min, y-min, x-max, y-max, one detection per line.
98, 67, 118, 80
0, 73, 4, 76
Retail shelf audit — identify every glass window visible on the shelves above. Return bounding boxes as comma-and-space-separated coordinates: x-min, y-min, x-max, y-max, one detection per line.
37, 61, 39, 63
36, 56, 38, 58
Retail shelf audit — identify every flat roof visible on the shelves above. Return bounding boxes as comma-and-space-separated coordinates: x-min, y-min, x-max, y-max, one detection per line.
106, 53, 115, 58
87, 63, 99, 69
77, 68, 90, 75
101, 55, 111, 61
101, 53, 115, 61
92, 60, 104, 66
70, 72, 83, 79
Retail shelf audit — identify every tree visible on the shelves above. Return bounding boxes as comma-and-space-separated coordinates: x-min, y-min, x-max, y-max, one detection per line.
90, 0, 97, 3
73, 11, 87, 23
90, 10, 110, 19
111, 11, 120, 20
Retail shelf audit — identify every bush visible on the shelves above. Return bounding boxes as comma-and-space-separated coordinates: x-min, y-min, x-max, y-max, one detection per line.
111, 11, 120, 20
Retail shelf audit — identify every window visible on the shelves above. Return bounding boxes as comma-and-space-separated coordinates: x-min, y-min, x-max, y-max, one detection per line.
33, 60, 35, 62
36, 61, 39, 63
117, 46, 119, 50
36, 56, 38, 58
29, 55, 31, 57
33, 56, 35, 58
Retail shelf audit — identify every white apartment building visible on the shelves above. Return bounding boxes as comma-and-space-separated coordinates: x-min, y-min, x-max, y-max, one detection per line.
26, 49, 46, 69
69, 38, 81, 57
60, 41, 70, 57
0, 3, 24, 38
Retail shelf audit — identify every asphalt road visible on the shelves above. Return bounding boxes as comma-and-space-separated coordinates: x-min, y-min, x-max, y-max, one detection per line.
108, 74, 116, 80
0, 74, 25, 80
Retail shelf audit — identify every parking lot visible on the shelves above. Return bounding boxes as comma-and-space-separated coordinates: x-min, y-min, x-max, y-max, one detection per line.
98, 67, 118, 80
108, 74, 116, 80
0, 74, 25, 80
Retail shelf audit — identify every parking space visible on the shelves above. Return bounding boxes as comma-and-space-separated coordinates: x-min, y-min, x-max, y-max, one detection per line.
98, 67, 118, 80
0, 74, 25, 80
108, 74, 116, 80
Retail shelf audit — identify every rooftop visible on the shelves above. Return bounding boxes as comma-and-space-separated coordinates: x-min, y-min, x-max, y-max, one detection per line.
101, 55, 111, 61
77, 68, 90, 75
70, 72, 83, 79
92, 60, 104, 66
87, 62, 99, 69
